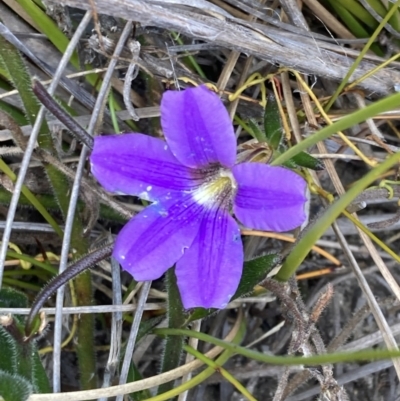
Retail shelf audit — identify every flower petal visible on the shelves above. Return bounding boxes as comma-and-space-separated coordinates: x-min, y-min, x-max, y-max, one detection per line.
161, 85, 236, 168
90, 134, 201, 201
113, 193, 205, 281
175, 207, 243, 309
233, 163, 309, 232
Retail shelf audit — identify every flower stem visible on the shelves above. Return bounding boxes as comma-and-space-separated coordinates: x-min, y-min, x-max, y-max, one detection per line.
157, 268, 186, 396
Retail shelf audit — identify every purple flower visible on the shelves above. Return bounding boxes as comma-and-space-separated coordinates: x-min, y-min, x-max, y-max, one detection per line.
90, 85, 309, 309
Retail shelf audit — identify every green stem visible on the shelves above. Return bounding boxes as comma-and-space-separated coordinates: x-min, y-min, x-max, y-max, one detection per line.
184, 344, 257, 401
73, 270, 96, 389
146, 321, 246, 401
155, 327, 400, 365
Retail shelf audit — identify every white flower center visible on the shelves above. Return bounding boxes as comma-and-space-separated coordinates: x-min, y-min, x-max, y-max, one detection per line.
191, 169, 236, 207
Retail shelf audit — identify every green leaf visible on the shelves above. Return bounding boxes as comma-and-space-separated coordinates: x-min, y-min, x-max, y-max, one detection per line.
0, 371, 32, 401
0, 287, 28, 309
247, 119, 267, 143
126, 364, 152, 401
185, 307, 211, 323
328, 1, 383, 55
0, 328, 18, 374
364, 0, 400, 32
233, 253, 280, 298
0, 329, 50, 393
285, 151, 325, 171
387, 0, 400, 32
31, 351, 51, 393
0, 37, 42, 125
333, 0, 378, 29
0, 290, 50, 393
0, 101, 27, 125
264, 93, 283, 149
136, 316, 164, 341
0, 75, 13, 90
325, 0, 400, 111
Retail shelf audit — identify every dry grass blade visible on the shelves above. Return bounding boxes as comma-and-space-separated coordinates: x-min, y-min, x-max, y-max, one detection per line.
283, 0, 400, 381
49, 11, 93, 393
25, 311, 243, 400
2, 0, 400, 399
58, 0, 400, 93
98, 255, 123, 400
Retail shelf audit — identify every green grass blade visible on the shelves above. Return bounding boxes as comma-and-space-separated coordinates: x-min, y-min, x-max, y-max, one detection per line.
0, 26, 96, 390
14, 0, 79, 67
329, 1, 383, 55
0, 159, 64, 238
272, 91, 400, 166
324, 0, 400, 111
276, 150, 400, 281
